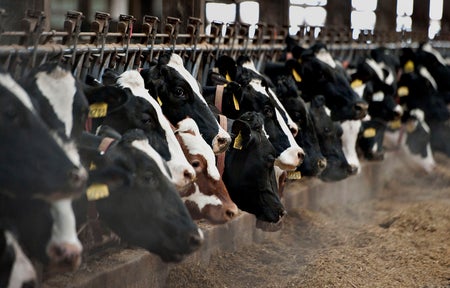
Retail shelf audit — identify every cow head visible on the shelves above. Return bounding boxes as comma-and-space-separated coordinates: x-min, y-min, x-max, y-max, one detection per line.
275, 74, 327, 177
309, 95, 357, 181
140, 52, 231, 154
175, 118, 238, 224
223, 112, 286, 228
90, 129, 203, 262
287, 44, 368, 121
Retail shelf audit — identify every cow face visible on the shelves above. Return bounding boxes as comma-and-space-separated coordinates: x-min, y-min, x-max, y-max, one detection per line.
357, 120, 386, 161
0, 228, 37, 288
175, 118, 238, 224
223, 112, 286, 227
140, 52, 231, 154
214, 55, 305, 171
287, 45, 368, 121
91, 129, 203, 262
309, 95, 357, 181
84, 84, 196, 190
0, 71, 87, 200
275, 75, 327, 177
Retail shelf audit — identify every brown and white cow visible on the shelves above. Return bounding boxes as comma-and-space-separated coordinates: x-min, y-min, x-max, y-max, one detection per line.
174, 118, 239, 224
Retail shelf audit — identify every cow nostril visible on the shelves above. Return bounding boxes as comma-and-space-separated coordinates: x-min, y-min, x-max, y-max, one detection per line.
318, 158, 327, 169
68, 168, 87, 189
21, 280, 37, 288
298, 151, 305, 162
347, 164, 358, 175
217, 137, 228, 146
188, 232, 203, 247
225, 209, 236, 219
290, 127, 298, 137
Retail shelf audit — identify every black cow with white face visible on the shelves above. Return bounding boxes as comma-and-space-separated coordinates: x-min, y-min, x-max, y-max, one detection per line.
210, 55, 305, 171
309, 95, 357, 181
77, 129, 204, 262
274, 75, 327, 177
223, 112, 286, 228
287, 43, 368, 121
140, 52, 231, 155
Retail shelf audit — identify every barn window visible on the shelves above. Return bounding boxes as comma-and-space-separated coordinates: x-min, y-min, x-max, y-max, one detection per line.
205, 2, 237, 36
351, 0, 377, 40
396, 0, 413, 32
239, 1, 260, 38
428, 0, 443, 39
289, 0, 327, 36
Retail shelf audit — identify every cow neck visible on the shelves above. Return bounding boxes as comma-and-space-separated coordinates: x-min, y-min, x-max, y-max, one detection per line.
215, 85, 225, 113
216, 114, 228, 177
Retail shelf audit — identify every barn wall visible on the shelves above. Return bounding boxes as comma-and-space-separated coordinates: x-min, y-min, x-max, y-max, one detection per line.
325, 0, 351, 29
376, 0, 396, 32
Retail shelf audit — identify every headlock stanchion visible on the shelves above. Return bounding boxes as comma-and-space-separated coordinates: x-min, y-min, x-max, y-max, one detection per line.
0, 8, 449, 83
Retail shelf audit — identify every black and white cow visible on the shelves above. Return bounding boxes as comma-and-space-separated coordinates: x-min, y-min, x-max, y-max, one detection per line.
140, 52, 231, 154
223, 111, 286, 228
78, 128, 204, 262
210, 55, 305, 171
285, 43, 369, 122
84, 71, 197, 191
309, 95, 358, 181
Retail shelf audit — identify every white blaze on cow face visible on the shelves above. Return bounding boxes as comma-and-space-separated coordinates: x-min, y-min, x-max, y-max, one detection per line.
247, 78, 305, 170
167, 54, 231, 153
378, 62, 395, 85
46, 198, 83, 269
5, 231, 37, 288
422, 43, 448, 67
131, 139, 172, 179
176, 118, 221, 181
35, 67, 76, 138
241, 60, 299, 136
182, 183, 223, 210
0, 73, 36, 114
340, 120, 362, 174
117, 70, 196, 188
418, 67, 438, 90
365, 58, 385, 83
315, 48, 337, 69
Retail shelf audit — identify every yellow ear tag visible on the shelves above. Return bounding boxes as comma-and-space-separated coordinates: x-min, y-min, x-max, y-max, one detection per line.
225, 72, 232, 82
157, 96, 163, 106
404, 60, 414, 73
233, 131, 243, 150
397, 86, 409, 97
89, 162, 97, 171
233, 94, 240, 111
89, 102, 108, 118
292, 69, 302, 82
287, 171, 302, 180
388, 119, 402, 130
406, 121, 416, 133
351, 79, 363, 88
363, 128, 376, 138
86, 184, 110, 201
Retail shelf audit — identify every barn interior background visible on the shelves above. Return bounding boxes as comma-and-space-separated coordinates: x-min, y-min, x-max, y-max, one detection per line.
1, 0, 450, 287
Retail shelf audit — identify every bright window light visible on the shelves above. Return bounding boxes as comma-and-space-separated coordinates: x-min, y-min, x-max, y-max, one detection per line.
205, 3, 236, 36
397, 0, 413, 16
304, 0, 327, 6
239, 1, 260, 38
290, 0, 308, 5
429, 0, 443, 20
351, 11, 376, 30
396, 16, 412, 32
304, 7, 326, 27
289, 6, 306, 35
352, 0, 377, 12
428, 19, 441, 39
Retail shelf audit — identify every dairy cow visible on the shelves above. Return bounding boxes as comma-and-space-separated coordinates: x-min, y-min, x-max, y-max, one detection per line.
286, 43, 369, 121
76, 128, 204, 262
174, 118, 239, 224
223, 112, 286, 229
140, 52, 231, 154
211, 55, 305, 171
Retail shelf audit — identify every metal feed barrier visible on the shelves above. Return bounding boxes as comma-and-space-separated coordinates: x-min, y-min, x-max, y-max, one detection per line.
1, 8, 449, 86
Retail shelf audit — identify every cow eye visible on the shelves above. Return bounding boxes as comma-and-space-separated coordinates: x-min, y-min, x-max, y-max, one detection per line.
191, 160, 201, 168
175, 87, 185, 98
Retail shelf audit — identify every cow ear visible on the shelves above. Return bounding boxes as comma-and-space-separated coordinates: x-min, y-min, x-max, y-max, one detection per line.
158, 52, 172, 66
216, 55, 237, 80
231, 120, 252, 150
